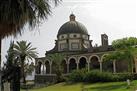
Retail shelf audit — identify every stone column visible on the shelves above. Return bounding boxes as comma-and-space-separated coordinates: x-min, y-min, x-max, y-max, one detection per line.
4, 82, 10, 91
88, 62, 90, 72
113, 60, 116, 73
43, 64, 45, 74
50, 63, 52, 74
76, 62, 79, 70
67, 62, 69, 73
35, 63, 38, 74
99, 62, 102, 72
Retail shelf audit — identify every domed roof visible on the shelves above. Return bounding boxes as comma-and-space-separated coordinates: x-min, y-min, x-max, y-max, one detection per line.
57, 14, 88, 37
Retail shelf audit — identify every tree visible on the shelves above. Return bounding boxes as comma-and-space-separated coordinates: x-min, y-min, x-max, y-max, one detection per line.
5, 41, 15, 66
2, 41, 21, 91
104, 37, 137, 73
0, 0, 61, 68
24, 62, 35, 78
13, 40, 38, 84
0, 1, 61, 90
47, 53, 65, 83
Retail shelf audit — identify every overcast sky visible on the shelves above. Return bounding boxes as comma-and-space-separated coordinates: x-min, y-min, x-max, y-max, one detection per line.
2, 0, 136, 64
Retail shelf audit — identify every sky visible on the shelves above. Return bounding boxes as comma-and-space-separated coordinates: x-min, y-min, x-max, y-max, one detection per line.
1, 0, 136, 64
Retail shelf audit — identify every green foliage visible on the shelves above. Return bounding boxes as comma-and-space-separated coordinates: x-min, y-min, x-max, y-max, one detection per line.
112, 37, 137, 49
47, 53, 65, 83
68, 69, 133, 83
8, 40, 38, 84
24, 62, 35, 76
83, 70, 115, 82
104, 37, 137, 73
5, 41, 15, 66
68, 69, 88, 82
0, 0, 61, 38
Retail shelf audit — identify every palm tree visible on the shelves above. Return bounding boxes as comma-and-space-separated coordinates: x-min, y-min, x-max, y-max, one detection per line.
47, 53, 65, 83
0, 1, 60, 90
13, 40, 38, 84
0, 0, 61, 68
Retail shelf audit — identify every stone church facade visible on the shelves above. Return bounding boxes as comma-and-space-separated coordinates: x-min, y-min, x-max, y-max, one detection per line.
35, 14, 137, 83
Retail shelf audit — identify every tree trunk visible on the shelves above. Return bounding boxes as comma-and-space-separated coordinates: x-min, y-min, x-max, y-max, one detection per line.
0, 38, 1, 91
22, 63, 26, 84
21, 57, 26, 85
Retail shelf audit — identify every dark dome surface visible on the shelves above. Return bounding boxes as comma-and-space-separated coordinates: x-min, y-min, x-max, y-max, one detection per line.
57, 21, 88, 37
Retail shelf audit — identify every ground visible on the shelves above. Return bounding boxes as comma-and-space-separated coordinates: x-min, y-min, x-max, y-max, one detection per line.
21, 80, 137, 91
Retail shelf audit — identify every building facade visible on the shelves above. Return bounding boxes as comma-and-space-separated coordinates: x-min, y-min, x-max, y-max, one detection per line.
35, 14, 137, 83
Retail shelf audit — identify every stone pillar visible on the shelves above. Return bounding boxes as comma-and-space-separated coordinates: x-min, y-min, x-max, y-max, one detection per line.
67, 62, 69, 73
88, 60, 90, 71
113, 60, 116, 73
99, 62, 102, 72
35, 64, 38, 74
88, 62, 90, 72
50, 63, 52, 74
4, 82, 10, 91
76, 62, 79, 70
43, 64, 45, 74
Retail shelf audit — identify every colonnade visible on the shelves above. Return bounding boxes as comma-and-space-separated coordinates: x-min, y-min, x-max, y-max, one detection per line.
35, 54, 127, 74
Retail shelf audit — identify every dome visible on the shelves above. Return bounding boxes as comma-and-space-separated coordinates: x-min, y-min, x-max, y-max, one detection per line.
57, 14, 88, 37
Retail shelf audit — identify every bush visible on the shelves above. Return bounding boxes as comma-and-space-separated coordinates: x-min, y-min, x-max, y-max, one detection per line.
114, 73, 133, 81
68, 69, 87, 82
68, 69, 134, 83
83, 70, 117, 83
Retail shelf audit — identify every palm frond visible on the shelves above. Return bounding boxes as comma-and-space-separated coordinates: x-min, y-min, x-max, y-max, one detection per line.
0, 0, 61, 38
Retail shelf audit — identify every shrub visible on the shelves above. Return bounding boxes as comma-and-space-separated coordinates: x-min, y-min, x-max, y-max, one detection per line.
68, 69, 134, 83
114, 73, 133, 81
68, 69, 87, 82
83, 70, 116, 83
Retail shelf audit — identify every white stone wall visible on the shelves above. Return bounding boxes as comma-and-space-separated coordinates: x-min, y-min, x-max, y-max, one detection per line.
69, 33, 80, 38
59, 34, 68, 39
58, 34, 90, 51
69, 39, 81, 50
82, 35, 88, 40
58, 40, 67, 51
84, 40, 90, 48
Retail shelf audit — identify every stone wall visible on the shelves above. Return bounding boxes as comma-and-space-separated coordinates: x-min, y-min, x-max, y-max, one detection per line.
35, 74, 56, 84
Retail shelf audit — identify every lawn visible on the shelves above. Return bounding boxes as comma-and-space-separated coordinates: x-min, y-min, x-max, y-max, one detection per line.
21, 80, 137, 91
85, 80, 137, 91
22, 83, 82, 91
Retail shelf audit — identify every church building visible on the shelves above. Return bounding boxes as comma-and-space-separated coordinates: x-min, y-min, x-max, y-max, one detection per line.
35, 14, 137, 83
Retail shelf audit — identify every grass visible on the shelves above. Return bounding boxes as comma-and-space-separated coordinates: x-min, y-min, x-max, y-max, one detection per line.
21, 80, 137, 91
85, 80, 137, 91
21, 83, 82, 91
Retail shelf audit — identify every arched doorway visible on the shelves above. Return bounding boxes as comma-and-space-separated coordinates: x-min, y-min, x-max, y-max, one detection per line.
90, 56, 100, 70
69, 58, 77, 72
61, 60, 67, 74
52, 62, 56, 74
116, 60, 128, 73
79, 57, 87, 69
102, 60, 113, 72
45, 61, 50, 74
37, 61, 42, 74
101, 55, 113, 72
